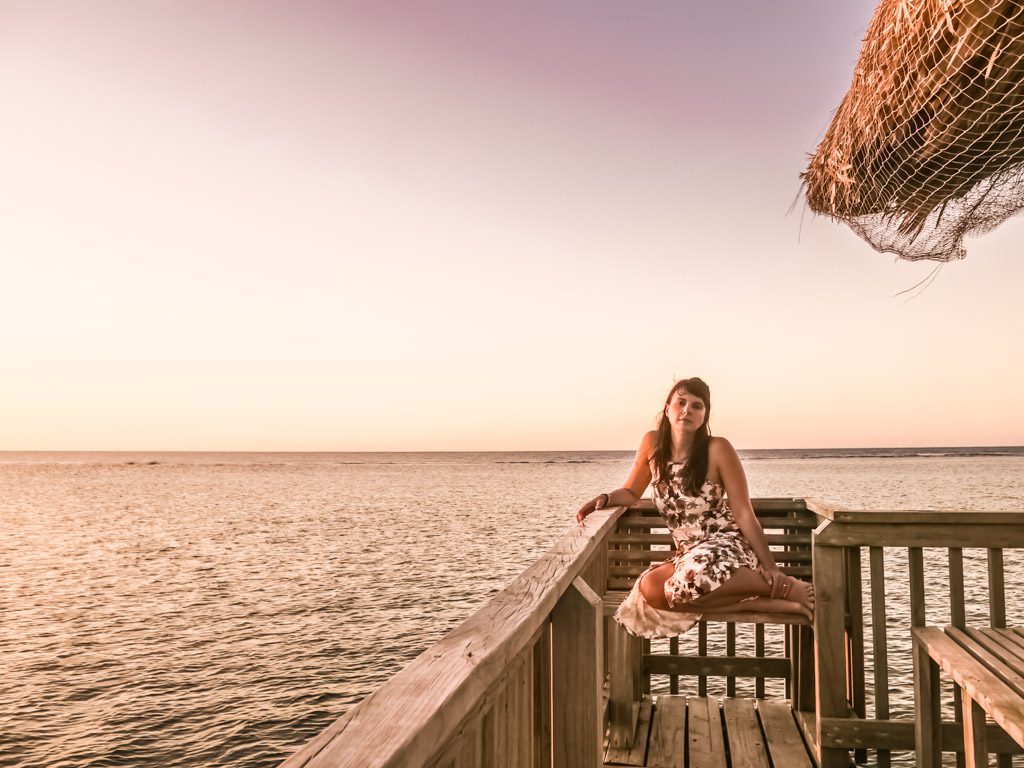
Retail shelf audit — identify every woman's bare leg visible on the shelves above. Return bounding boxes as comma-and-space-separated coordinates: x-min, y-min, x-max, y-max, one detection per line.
638, 564, 814, 621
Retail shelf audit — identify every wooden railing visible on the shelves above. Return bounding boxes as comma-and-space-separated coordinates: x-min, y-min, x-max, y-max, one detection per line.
278, 504, 626, 768
281, 499, 1024, 768
806, 504, 1024, 768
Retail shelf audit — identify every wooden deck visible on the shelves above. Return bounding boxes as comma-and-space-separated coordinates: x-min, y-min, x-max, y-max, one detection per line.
604, 695, 814, 768
278, 499, 1024, 768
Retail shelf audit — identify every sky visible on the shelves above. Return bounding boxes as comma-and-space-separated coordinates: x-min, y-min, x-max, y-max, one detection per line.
2, 1, 1023, 451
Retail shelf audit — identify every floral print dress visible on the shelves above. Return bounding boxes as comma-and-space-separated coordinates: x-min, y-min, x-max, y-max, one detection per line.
613, 464, 760, 638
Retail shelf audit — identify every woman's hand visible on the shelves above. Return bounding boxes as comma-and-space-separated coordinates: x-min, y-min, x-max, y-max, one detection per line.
762, 566, 790, 599
576, 493, 610, 524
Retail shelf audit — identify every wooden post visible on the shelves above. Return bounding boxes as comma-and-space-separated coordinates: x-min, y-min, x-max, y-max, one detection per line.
913, 632, 941, 768
552, 576, 603, 768
533, 622, 552, 768
814, 538, 851, 768
607, 619, 639, 748
962, 695, 989, 768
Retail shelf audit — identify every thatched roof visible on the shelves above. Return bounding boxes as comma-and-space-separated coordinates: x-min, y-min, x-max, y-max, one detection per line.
803, 0, 1024, 260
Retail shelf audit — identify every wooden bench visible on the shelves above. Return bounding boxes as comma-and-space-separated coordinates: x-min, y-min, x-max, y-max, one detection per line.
913, 625, 1024, 767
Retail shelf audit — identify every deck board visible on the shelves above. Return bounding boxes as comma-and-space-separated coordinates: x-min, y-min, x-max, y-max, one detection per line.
758, 700, 814, 768
606, 696, 813, 768
722, 697, 770, 768
646, 696, 685, 768
605, 695, 652, 766
688, 697, 725, 768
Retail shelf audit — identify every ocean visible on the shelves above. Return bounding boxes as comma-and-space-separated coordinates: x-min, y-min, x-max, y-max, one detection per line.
2, 447, 1023, 767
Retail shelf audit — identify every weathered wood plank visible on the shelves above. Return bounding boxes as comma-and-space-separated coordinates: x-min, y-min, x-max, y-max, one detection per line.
992, 630, 1024, 670
532, 623, 551, 768
605, 549, 811, 564
616, 515, 818, 530
813, 539, 850, 768
824, 510, 1024, 525
869, 546, 891, 768
758, 700, 813, 768
722, 697, 769, 768
793, 625, 815, 713
552, 577, 603, 768
949, 548, 966, 628
816, 523, 1024, 548
451, 714, 481, 768
698, 623, 708, 697
726, 623, 737, 697
817, 717, 1024, 753
755, 624, 765, 699
646, 695, 685, 768
914, 629, 942, 768
601, 592, 810, 623
989, 548, 1006, 629
909, 547, 926, 628
687, 697, 725, 768
645, 654, 790, 678
668, 636, 678, 695
846, 546, 866, 764
609, 533, 810, 546
962, 695, 988, 768
605, 694, 652, 766
960, 629, 1024, 695
608, 619, 640, 748
609, 569, 811, 591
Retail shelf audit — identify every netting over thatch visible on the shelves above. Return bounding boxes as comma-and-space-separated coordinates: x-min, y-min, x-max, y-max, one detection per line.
803, 0, 1024, 261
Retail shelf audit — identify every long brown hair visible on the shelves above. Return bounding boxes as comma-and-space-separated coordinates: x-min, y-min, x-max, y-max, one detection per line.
651, 377, 712, 497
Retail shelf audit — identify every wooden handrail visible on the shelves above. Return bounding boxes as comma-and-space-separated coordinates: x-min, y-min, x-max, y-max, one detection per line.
803, 499, 1024, 525
810, 514, 1024, 768
279, 505, 625, 768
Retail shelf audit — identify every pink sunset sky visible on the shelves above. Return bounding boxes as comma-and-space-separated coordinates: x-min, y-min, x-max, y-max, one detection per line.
2, 1, 1023, 451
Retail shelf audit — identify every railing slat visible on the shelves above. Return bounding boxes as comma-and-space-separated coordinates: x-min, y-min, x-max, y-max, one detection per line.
909, 547, 926, 628
989, 548, 1006, 629
949, 548, 966, 628
669, 636, 678, 694
698, 621, 708, 696
869, 546, 890, 768
846, 546, 867, 764
726, 623, 737, 696
755, 624, 765, 699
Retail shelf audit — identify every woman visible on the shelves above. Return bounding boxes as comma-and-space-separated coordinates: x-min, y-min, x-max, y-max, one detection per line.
576, 378, 814, 638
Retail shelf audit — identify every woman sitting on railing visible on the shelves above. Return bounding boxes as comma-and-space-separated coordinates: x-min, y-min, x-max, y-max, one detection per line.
576, 377, 814, 637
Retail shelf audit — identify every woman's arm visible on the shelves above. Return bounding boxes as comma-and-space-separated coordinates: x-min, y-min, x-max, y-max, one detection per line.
576, 432, 655, 522
713, 437, 784, 584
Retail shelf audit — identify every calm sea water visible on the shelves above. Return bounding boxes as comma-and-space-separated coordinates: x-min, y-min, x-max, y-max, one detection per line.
2, 448, 1023, 767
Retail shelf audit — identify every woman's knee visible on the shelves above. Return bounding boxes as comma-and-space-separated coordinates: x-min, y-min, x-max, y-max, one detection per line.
639, 565, 673, 609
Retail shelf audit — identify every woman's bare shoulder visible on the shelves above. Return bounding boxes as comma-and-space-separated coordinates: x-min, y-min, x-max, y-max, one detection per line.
632, 431, 657, 463
708, 435, 738, 457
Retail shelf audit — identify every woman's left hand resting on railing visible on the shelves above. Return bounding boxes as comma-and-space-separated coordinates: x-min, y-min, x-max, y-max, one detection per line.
576, 487, 639, 524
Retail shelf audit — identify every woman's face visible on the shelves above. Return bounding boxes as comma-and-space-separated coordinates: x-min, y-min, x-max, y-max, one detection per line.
665, 388, 707, 432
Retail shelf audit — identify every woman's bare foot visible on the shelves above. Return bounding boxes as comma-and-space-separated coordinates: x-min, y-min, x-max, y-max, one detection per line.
783, 576, 814, 619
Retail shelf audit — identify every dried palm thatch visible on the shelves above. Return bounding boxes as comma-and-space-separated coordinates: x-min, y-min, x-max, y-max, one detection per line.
803, 0, 1024, 260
